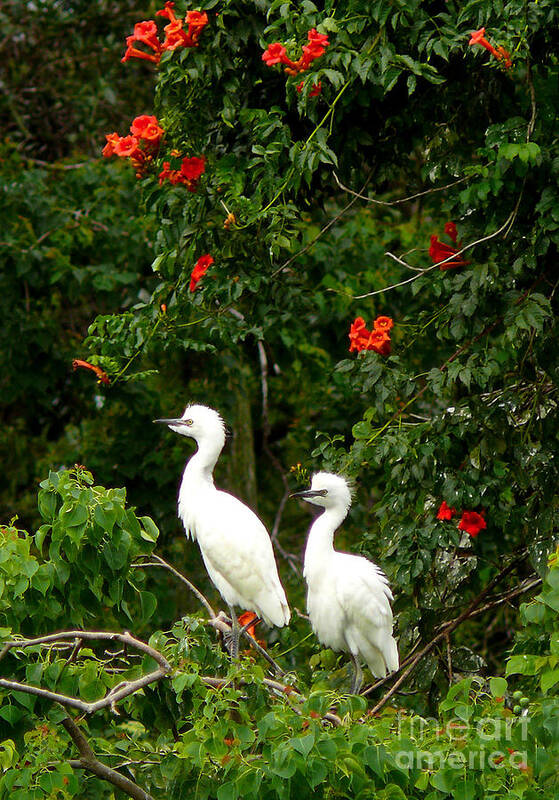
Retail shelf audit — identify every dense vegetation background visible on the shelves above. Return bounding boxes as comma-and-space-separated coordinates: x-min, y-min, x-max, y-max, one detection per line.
0, 0, 558, 798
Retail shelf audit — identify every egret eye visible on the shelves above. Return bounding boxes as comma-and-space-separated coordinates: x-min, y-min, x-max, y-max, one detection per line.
184, 419, 193, 426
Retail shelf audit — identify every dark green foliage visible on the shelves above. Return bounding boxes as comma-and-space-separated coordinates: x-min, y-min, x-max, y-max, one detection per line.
1, 0, 559, 797
1, 467, 158, 635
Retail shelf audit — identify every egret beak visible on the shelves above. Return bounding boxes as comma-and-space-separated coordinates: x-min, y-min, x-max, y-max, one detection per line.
153, 418, 185, 425
289, 489, 328, 499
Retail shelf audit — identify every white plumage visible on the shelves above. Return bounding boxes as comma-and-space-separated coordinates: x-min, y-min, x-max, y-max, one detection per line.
293, 472, 398, 692
155, 404, 290, 655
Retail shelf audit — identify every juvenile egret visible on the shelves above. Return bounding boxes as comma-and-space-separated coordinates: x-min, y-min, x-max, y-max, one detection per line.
291, 472, 398, 693
155, 404, 290, 657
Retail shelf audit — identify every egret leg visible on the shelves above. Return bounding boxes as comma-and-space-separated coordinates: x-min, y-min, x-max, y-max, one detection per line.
350, 653, 363, 694
227, 605, 240, 660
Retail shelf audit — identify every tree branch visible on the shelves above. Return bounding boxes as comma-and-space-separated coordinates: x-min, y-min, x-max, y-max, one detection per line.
132, 554, 216, 618
257, 341, 302, 576
361, 277, 544, 444
133, 555, 285, 674
62, 714, 154, 800
0, 631, 171, 714
272, 173, 373, 276
353, 194, 524, 299
208, 613, 285, 677
201, 675, 342, 727
369, 558, 521, 714
333, 173, 469, 207
363, 573, 540, 698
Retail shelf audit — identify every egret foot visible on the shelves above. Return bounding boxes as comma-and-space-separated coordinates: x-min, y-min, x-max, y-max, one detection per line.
350, 653, 363, 695
226, 605, 240, 660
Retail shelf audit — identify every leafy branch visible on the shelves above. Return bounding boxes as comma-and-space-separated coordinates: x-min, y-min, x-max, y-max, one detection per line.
62, 714, 154, 800
0, 631, 171, 715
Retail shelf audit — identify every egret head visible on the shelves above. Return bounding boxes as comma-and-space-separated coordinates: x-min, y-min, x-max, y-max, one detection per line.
291, 472, 352, 513
154, 404, 226, 445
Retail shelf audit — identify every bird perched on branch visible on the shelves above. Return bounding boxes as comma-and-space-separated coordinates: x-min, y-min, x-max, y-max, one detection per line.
291, 472, 398, 693
154, 404, 290, 657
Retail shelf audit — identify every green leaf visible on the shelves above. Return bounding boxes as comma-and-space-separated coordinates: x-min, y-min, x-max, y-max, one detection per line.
290, 733, 314, 758
94, 503, 118, 534
60, 503, 88, 528
431, 767, 457, 792
454, 702, 473, 721
78, 672, 104, 703
140, 516, 159, 544
541, 668, 559, 694
541, 589, 559, 613
0, 706, 24, 726
453, 779, 476, 800
363, 744, 386, 778
37, 490, 57, 521
506, 655, 538, 676
489, 677, 508, 698
103, 527, 132, 570
217, 782, 238, 800
139, 590, 157, 622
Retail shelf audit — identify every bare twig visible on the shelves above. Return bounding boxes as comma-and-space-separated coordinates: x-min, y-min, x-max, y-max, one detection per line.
363, 569, 540, 698
370, 559, 520, 715
353, 195, 524, 299
270, 490, 302, 577
208, 614, 285, 677
26, 158, 92, 170
257, 340, 270, 441
437, 577, 542, 630
333, 173, 469, 206
257, 341, 302, 576
201, 675, 342, 727
132, 554, 215, 618
0, 631, 171, 715
361, 636, 423, 696
445, 634, 453, 684
272, 173, 373, 277
526, 60, 537, 142
134, 553, 286, 675
271, 490, 289, 543
62, 714, 154, 800
55, 637, 82, 689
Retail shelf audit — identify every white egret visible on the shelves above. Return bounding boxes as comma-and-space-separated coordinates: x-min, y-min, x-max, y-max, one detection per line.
291, 472, 398, 693
155, 404, 290, 657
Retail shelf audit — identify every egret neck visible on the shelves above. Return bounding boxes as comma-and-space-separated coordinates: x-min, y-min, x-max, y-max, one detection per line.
303, 504, 348, 582
182, 427, 225, 485
178, 428, 225, 536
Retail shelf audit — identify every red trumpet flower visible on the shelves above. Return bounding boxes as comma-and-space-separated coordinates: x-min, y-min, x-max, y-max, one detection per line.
429, 222, 469, 270
468, 28, 511, 69
189, 254, 214, 292
159, 155, 206, 190
262, 28, 330, 76
72, 360, 110, 386
348, 315, 394, 355
436, 501, 456, 521
458, 510, 487, 537
122, 3, 208, 64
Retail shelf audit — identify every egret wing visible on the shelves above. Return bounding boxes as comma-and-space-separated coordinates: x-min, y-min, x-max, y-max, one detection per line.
336, 553, 398, 675
193, 490, 290, 626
